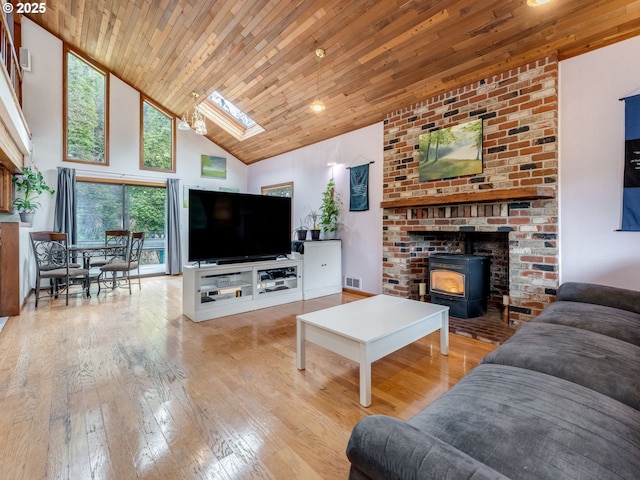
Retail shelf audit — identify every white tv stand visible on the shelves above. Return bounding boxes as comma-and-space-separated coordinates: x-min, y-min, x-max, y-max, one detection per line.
183, 258, 302, 322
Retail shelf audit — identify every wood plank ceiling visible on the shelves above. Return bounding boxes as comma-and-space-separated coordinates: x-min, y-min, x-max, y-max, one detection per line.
28, 0, 640, 165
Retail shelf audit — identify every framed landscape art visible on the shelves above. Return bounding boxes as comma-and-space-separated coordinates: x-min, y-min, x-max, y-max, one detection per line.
201, 155, 227, 179
418, 119, 483, 182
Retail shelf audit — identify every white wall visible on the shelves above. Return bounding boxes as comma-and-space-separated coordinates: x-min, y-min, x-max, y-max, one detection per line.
559, 35, 640, 289
248, 123, 384, 294
20, 18, 247, 295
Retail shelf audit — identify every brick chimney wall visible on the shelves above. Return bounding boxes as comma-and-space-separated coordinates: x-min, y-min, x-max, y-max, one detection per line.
382, 56, 558, 325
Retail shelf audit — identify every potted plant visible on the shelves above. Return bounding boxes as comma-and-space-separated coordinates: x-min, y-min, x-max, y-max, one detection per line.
319, 177, 342, 239
12, 166, 55, 224
308, 209, 321, 240
295, 218, 308, 240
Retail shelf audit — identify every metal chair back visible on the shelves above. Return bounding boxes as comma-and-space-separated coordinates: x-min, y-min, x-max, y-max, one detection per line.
91, 229, 130, 267
29, 231, 89, 306
127, 231, 145, 265
98, 231, 145, 294
105, 229, 130, 257
30, 231, 68, 270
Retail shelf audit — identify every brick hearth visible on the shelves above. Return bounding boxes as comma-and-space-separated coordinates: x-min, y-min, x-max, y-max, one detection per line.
382, 56, 559, 326
449, 307, 515, 345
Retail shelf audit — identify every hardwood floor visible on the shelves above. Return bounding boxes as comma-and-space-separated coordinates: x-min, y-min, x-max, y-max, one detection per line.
0, 276, 496, 479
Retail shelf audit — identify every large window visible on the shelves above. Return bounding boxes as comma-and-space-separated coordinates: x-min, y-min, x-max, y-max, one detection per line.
141, 98, 175, 172
64, 48, 109, 164
76, 180, 167, 272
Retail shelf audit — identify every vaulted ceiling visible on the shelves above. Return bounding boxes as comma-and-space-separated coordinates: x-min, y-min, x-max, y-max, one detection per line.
27, 0, 640, 164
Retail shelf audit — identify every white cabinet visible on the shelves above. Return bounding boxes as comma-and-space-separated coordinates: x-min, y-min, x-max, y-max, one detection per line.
301, 240, 342, 300
183, 259, 302, 322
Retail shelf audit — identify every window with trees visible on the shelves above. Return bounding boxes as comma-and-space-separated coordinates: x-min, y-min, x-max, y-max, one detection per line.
141, 98, 175, 172
76, 180, 167, 271
64, 48, 109, 164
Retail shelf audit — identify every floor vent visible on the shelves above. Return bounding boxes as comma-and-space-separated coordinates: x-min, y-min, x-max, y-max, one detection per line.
345, 276, 362, 290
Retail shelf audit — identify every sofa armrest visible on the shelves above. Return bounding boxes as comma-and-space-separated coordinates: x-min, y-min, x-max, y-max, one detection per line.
556, 282, 640, 315
346, 415, 509, 480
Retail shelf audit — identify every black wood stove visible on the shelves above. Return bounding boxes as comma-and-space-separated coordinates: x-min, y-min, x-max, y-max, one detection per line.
428, 253, 490, 319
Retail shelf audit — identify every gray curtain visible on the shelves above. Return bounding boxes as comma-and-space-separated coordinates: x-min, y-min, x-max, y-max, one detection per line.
53, 167, 77, 244
166, 178, 182, 275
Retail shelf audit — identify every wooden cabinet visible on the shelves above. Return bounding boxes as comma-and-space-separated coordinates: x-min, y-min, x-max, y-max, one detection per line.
183, 258, 302, 322
0, 164, 12, 213
0, 222, 20, 315
301, 240, 342, 300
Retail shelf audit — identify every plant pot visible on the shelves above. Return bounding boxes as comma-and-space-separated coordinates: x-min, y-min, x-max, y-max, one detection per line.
19, 212, 34, 224
322, 230, 337, 240
296, 229, 308, 240
310, 229, 321, 240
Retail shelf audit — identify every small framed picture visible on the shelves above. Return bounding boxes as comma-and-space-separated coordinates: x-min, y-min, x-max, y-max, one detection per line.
261, 181, 293, 198
201, 155, 227, 179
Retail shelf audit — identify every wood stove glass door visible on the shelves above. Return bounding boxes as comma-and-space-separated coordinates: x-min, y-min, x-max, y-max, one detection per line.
430, 270, 465, 297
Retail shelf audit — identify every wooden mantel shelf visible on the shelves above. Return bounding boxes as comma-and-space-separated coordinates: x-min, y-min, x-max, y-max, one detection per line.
380, 186, 555, 209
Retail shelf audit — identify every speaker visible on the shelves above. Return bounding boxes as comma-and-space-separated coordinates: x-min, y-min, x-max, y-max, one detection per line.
19, 47, 31, 72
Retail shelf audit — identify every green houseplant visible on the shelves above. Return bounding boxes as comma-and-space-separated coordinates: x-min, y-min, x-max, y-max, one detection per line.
12, 167, 55, 223
319, 178, 342, 238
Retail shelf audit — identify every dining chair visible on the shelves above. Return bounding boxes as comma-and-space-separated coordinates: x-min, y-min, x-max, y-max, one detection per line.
90, 229, 130, 267
29, 231, 90, 307
98, 231, 145, 294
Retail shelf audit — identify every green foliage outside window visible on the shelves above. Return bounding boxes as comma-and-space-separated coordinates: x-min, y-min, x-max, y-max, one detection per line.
129, 185, 167, 235
77, 183, 122, 241
142, 100, 174, 171
66, 51, 107, 163
77, 181, 167, 265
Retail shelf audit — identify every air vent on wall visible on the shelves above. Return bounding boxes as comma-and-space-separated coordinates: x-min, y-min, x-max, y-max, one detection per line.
344, 276, 362, 290
19, 47, 31, 72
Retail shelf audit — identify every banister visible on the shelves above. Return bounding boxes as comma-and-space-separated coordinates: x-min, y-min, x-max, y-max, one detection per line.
0, 11, 22, 102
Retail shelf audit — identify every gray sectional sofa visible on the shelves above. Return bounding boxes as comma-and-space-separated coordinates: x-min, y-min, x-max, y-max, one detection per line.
346, 282, 640, 479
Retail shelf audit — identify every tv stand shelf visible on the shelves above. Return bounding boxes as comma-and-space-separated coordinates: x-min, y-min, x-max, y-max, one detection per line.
183, 258, 302, 322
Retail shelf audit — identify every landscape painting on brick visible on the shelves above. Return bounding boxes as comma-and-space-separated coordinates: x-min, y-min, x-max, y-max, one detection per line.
419, 118, 483, 182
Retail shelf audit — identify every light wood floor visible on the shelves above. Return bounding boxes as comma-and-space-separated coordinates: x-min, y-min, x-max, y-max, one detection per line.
0, 276, 497, 480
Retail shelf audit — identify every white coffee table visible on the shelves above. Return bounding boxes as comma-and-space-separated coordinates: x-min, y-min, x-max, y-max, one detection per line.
296, 294, 449, 407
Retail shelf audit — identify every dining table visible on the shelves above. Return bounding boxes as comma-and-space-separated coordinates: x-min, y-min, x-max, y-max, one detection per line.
68, 244, 127, 296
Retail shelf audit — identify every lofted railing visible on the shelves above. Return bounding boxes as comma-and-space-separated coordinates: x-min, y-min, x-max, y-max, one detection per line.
0, 8, 31, 174
0, 11, 21, 102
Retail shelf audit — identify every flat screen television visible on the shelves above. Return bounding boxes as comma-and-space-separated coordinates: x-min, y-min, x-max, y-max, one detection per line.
188, 189, 292, 264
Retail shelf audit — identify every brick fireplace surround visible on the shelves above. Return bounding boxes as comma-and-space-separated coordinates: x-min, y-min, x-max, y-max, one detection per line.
382, 56, 558, 326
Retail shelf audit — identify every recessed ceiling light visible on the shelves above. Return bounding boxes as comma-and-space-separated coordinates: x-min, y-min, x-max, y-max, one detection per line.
527, 0, 552, 6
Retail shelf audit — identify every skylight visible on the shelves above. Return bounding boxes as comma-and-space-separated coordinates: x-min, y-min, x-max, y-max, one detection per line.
208, 91, 256, 128
200, 91, 264, 141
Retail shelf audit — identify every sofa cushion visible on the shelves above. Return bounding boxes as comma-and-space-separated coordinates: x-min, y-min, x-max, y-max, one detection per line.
406, 364, 640, 480
556, 282, 640, 315
346, 415, 510, 480
481, 322, 640, 409
534, 300, 640, 346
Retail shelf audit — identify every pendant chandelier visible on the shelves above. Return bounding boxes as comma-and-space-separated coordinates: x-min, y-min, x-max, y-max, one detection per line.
178, 92, 208, 135
310, 48, 326, 113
